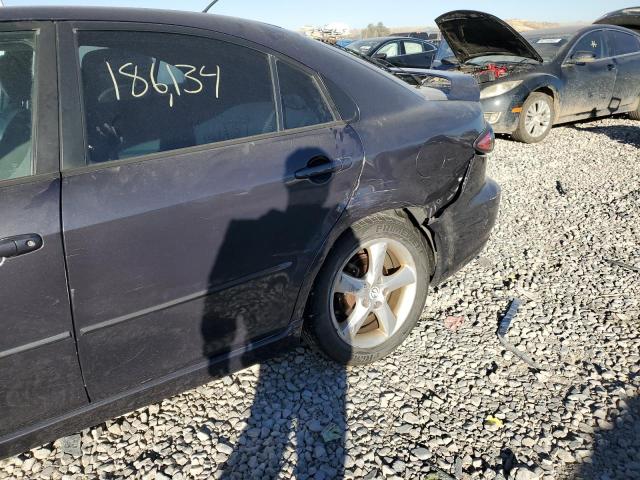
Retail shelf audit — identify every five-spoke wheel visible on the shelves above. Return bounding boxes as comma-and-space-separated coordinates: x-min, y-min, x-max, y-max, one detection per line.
331, 239, 418, 349
304, 213, 431, 365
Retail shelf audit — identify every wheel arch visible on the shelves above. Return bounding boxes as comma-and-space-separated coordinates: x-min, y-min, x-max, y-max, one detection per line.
290, 208, 436, 335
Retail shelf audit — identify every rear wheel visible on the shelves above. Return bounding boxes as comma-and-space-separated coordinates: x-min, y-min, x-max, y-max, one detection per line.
512, 92, 555, 144
303, 213, 430, 365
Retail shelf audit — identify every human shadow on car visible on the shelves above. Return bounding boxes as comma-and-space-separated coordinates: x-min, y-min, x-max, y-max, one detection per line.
576, 394, 640, 479
201, 149, 352, 478
570, 123, 640, 149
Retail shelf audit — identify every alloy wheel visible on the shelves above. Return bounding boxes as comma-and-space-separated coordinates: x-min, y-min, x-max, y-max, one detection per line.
330, 238, 418, 349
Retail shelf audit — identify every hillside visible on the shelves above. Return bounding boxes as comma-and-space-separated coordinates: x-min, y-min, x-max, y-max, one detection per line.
506, 19, 562, 31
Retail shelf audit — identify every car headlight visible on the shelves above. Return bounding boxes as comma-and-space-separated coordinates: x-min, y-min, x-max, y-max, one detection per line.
480, 80, 523, 99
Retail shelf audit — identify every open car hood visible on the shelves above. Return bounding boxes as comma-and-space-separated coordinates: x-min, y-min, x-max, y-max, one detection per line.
594, 7, 640, 33
436, 10, 543, 64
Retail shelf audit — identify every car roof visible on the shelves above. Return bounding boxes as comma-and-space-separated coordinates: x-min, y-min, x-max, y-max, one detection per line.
0, 6, 323, 64
352, 36, 427, 43
0, 6, 280, 33
522, 24, 638, 38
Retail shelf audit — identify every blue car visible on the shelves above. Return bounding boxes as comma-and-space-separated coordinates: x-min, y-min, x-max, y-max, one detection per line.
0, 7, 499, 458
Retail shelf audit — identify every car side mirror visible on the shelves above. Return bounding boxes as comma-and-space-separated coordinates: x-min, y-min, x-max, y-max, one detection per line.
373, 53, 388, 60
569, 51, 597, 65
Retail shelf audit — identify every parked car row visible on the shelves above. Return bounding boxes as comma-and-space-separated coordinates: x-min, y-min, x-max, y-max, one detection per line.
344, 8, 640, 143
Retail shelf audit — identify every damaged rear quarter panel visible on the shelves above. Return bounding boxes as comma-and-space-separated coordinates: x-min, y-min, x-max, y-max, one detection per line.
348, 99, 485, 217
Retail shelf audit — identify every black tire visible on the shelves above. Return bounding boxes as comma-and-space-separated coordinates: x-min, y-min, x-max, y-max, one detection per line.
303, 212, 431, 365
512, 92, 555, 144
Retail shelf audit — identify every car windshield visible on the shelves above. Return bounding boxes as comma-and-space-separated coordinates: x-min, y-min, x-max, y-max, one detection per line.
523, 34, 573, 62
347, 39, 380, 55
435, 40, 456, 63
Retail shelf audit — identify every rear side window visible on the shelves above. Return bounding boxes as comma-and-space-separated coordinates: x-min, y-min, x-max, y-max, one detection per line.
0, 31, 36, 181
608, 30, 640, 56
76, 31, 276, 164
403, 41, 424, 55
277, 61, 334, 130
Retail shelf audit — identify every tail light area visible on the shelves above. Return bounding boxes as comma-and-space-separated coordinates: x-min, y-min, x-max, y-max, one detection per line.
474, 127, 495, 155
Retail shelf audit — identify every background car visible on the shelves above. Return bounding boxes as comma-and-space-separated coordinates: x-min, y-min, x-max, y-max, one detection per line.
390, 31, 440, 43
347, 36, 437, 68
0, 6, 499, 459
336, 38, 355, 47
434, 10, 640, 143
595, 7, 640, 33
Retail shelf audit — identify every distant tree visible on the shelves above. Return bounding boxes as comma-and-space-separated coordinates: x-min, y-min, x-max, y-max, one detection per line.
362, 22, 390, 38
376, 22, 390, 36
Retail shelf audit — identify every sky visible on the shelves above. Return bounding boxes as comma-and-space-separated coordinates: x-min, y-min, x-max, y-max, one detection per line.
2, 0, 637, 30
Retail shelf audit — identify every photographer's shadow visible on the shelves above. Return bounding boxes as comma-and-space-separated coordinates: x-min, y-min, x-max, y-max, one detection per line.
201, 149, 351, 478
220, 350, 349, 479
577, 394, 640, 479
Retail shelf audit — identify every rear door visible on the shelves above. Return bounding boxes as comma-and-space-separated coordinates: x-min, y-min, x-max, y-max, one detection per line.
605, 29, 640, 110
57, 23, 364, 400
0, 22, 88, 438
560, 30, 617, 117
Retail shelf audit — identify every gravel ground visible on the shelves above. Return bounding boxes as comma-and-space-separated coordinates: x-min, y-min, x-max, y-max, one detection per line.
1, 117, 639, 480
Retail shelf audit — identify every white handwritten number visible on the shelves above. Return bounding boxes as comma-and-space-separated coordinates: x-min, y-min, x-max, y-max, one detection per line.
199, 65, 221, 99
105, 61, 121, 101
176, 64, 204, 94
118, 63, 149, 98
104, 62, 220, 106
150, 61, 169, 94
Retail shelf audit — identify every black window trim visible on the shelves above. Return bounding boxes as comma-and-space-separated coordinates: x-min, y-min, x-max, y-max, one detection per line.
0, 21, 59, 188
401, 39, 425, 56
57, 21, 344, 175
273, 56, 338, 130
424, 41, 437, 53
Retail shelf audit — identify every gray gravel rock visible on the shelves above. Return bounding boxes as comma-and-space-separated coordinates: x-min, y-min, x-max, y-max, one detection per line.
0, 118, 638, 479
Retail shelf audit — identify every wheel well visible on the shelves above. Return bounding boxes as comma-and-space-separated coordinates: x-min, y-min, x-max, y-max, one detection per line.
301, 208, 437, 325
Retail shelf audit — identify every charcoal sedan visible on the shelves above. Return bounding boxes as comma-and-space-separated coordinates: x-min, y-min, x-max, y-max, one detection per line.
435, 11, 640, 143
347, 36, 437, 68
0, 6, 499, 458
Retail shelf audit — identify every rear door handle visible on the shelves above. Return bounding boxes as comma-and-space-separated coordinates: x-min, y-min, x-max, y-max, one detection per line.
0, 234, 43, 259
295, 157, 353, 180
608, 64, 616, 71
